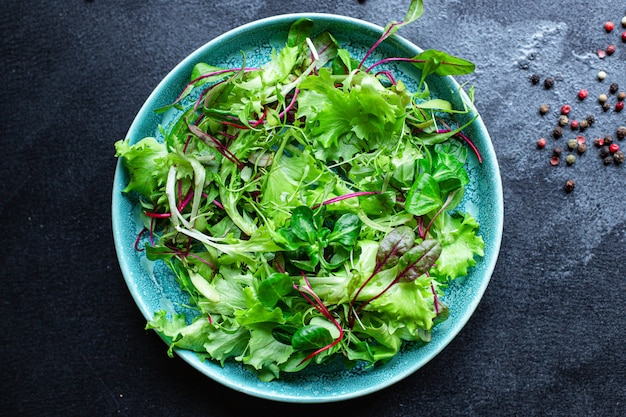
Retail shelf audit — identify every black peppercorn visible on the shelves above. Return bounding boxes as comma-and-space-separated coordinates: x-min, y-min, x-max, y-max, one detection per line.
564, 179, 575, 192
610, 83, 619, 94
600, 146, 611, 158
579, 119, 589, 130
577, 143, 587, 154
604, 156, 613, 165
530, 74, 540, 84
539, 103, 550, 115
604, 135, 613, 146
544, 77, 555, 89
553, 147, 563, 157
585, 114, 595, 125
614, 151, 625, 164
553, 126, 563, 138
602, 102, 611, 112
617, 126, 626, 140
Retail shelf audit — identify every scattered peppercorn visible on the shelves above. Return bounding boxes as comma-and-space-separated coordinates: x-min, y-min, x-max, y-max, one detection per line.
609, 143, 620, 153
579, 119, 589, 130
577, 143, 587, 154
567, 139, 578, 150
604, 135, 614, 146
605, 21, 615, 32
564, 179, 575, 193
616, 102, 624, 112
570, 120, 579, 130
618, 92, 626, 101
602, 102, 611, 112
598, 49, 607, 59
617, 126, 626, 140
576, 135, 586, 144
610, 83, 619, 94
578, 89, 588, 100
598, 93, 608, 103
622, 31, 626, 42
606, 44, 616, 55
537, 137, 546, 149
553, 147, 563, 157
560, 104, 571, 115
565, 154, 576, 165
622, 16, 626, 27
614, 151, 625, 164
530, 74, 540, 84
597, 70, 607, 81
600, 146, 611, 158
585, 114, 595, 126
544, 77, 555, 89
594, 138, 604, 147
539, 103, 550, 115
603, 156, 613, 165
558, 115, 569, 126
553, 126, 563, 138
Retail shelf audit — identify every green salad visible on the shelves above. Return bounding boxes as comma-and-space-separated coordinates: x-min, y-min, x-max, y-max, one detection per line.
115, 0, 485, 381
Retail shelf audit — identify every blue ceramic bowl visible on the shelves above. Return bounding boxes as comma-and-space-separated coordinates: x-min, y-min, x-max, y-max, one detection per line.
112, 13, 503, 403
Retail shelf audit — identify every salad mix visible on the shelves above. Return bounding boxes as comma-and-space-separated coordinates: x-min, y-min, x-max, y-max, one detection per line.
115, 0, 485, 381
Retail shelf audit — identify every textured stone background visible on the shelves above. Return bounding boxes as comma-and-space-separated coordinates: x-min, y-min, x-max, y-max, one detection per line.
2, 0, 625, 415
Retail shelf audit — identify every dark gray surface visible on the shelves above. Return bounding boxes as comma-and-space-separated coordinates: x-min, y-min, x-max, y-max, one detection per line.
2, 0, 625, 416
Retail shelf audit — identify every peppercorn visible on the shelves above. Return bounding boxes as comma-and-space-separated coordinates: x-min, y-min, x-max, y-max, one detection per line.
604, 135, 614, 146
567, 139, 578, 150
578, 89, 588, 100
560, 104, 571, 115
616, 126, 626, 140
558, 115, 569, 126
553, 147, 563, 157
610, 83, 619, 94
606, 44, 616, 55
604, 156, 613, 165
544, 77, 555, 89
605, 21, 615, 32
539, 103, 550, 115
585, 114, 595, 125
530, 74, 540, 84
576, 135, 586, 144
553, 126, 563, 138
597, 70, 607, 81
622, 16, 626, 27
577, 143, 587, 154
614, 151, 625, 164
600, 145, 611, 158
598, 93, 608, 103
609, 143, 620, 153
565, 154, 576, 165
564, 179, 575, 193
598, 49, 607, 59
618, 92, 626, 101
570, 120, 579, 130
602, 102, 611, 112
537, 138, 546, 149
616, 102, 624, 112
550, 156, 560, 166
594, 138, 605, 147
579, 119, 589, 130
622, 31, 626, 42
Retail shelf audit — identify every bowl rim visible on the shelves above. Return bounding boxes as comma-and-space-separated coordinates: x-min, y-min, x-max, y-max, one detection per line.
112, 12, 504, 403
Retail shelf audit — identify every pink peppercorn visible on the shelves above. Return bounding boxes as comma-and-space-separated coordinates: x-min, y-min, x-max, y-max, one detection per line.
570, 120, 579, 130
561, 104, 571, 115
609, 143, 619, 153
622, 31, 626, 42
578, 89, 588, 100
537, 138, 546, 149
616, 102, 625, 112
605, 21, 615, 32
606, 44, 616, 55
